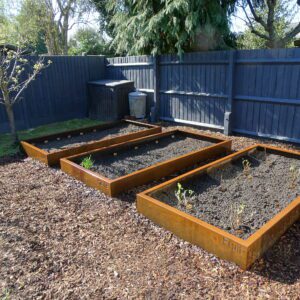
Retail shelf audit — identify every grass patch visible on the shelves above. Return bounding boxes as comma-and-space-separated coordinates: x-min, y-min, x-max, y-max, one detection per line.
0, 118, 104, 158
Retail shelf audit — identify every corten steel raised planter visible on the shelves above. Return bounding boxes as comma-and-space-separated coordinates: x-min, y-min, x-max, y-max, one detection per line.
21, 120, 161, 166
60, 130, 232, 197
136, 144, 300, 270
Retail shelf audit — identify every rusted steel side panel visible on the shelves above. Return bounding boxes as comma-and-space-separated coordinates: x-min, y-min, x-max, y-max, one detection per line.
60, 158, 113, 196
136, 194, 249, 269
109, 140, 231, 196
136, 144, 300, 269
245, 199, 300, 269
61, 131, 231, 196
21, 120, 161, 166
20, 141, 49, 165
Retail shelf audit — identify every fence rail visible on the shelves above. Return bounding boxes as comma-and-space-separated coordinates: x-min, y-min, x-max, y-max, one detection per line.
106, 48, 300, 143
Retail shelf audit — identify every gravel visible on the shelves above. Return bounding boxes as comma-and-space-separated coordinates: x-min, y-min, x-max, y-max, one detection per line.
0, 125, 299, 299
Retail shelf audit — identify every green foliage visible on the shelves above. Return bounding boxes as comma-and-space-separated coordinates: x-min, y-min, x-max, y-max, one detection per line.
0, 0, 48, 53
80, 155, 94, 170
236, 0, 300, 49
237, 20, 295, 49
175, 182, 194, 210
98, 0, 236, 56
68, 28, 110, 56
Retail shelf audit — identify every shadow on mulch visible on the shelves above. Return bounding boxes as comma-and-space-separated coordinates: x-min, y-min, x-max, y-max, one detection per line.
0, 153, 25, 166
251, 221, 300, 285
120, 185, 300, 286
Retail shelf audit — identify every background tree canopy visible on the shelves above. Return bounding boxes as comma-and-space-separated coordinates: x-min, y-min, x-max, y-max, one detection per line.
68, 27, 111, 55
235, 0, 300, 49
1, 0, 300, 55
92, 0, 237, 56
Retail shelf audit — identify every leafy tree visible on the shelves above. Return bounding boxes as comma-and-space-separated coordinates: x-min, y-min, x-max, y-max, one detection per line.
0, 0, 48, 54
0, 45, 51, 142
93, 0, 236, 56
68, 27, 109, 55
14, 1, 48, 54
236, 0, 300, 48
2, 0, 95, 55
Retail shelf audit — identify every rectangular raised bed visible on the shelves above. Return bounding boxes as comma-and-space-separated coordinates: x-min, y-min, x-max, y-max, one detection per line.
137, 144, 300, 269
60, 130, 232, 196
21, 120, 161, 166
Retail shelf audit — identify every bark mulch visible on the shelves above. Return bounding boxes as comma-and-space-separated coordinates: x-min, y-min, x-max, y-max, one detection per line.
0, 126, 299, 299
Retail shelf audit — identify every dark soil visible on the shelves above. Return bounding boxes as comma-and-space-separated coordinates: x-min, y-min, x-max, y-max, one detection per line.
34, 123, 146, 152
1, 127, 299, 299
153, 150, 300, 239
87, 133, 213, 179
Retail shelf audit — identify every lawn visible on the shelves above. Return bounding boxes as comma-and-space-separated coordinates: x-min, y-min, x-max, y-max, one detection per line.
0, 118, 104, 158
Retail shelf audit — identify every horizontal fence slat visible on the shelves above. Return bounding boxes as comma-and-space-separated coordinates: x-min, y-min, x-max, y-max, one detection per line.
234, 95, 300, 105
160, 117, 224, 130
107, 62, 154, 67
160, 90, 228, 99
236, 58, 300, 64
159, 60, 228, 65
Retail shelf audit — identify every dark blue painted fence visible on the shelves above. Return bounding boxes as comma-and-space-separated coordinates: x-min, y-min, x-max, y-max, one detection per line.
106, 48, 300, 143
0, 55, 105, 133
105, 55, 155, 114
1, 50, 299, 144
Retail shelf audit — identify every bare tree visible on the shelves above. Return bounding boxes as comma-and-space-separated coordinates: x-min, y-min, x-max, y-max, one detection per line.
236, 0, 300, 48
44, 0, 93, 55
14, 0, 94, 55
0, 45, 51, 142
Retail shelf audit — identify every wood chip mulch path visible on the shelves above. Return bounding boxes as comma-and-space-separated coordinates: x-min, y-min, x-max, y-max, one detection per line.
1, 125, 299, 299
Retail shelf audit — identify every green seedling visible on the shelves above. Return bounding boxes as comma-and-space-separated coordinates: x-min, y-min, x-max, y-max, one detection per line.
80, 155, 94, 169
289, 164, 299, 189
175, 183, 194, 210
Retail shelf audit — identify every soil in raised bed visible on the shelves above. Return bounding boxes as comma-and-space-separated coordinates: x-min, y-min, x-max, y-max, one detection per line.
34, 123, 147, 152
80, 133, 214, 179
153, 150, 300, 239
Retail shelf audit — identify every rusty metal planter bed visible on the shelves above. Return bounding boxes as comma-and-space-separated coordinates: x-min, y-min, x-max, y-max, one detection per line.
21, 119, 161, 166
137, 144, 300, 270
60, 130, 231, 197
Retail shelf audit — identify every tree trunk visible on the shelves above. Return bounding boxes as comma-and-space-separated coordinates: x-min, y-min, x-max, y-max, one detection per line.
62, 12, 69, 55
5, 104, 18, 143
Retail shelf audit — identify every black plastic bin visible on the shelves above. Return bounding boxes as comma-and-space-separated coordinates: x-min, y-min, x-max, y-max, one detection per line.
88, 80, 134, 121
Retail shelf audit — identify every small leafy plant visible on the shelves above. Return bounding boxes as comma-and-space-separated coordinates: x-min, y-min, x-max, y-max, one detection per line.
289, 164, 299, 189
80, 155, 94, 169
175, 183, 194, 210
230, 203, 246, 231
242, 158, 253, 179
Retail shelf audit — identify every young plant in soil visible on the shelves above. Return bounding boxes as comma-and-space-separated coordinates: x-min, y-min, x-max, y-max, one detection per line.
289, 164, 299, 189
80, 155, 94, 170
229, 203, 247, 234
175, 183, 195, 211
242, 158, 253, 180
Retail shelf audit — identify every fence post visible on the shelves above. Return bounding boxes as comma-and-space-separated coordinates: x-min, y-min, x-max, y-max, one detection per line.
151, 55, 160, 122
224, 50, 235, 135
